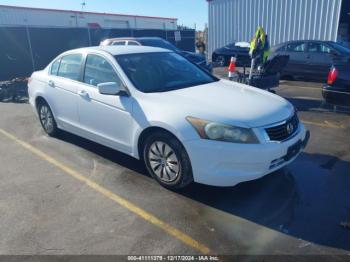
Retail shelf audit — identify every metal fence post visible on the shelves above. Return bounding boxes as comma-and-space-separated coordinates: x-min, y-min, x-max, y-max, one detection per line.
87, 26, 92, 46
25, 25, 36, 72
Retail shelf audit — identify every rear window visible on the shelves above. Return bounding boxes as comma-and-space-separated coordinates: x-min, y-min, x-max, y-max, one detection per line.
328, 42, 350, 54
115, 52, 217, 93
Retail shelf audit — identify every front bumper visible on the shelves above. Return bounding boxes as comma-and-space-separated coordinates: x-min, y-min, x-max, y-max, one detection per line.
183, 124, 309, 187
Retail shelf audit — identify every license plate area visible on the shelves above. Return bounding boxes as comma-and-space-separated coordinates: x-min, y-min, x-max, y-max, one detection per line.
284, 140, 302, 161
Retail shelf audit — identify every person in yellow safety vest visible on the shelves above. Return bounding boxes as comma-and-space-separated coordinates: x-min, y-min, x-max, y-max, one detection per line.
249, 26, 271, 66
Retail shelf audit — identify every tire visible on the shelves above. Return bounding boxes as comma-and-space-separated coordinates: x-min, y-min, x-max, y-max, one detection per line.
143, 131, 193, 189
37, 100, 59, 137
216, 55, 226, 67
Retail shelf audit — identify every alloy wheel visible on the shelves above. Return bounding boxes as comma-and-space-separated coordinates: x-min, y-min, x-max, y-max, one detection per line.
40, 105, 54, 133
148, 141, 181, 182
216, 56, 225, 66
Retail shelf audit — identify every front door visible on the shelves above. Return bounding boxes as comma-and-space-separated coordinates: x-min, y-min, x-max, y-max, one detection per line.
283, 42, 309, 78
77, 53, 134, 154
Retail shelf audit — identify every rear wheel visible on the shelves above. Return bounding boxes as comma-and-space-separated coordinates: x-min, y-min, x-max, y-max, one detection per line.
37, 101, 59, 137
143, 132, 193, 189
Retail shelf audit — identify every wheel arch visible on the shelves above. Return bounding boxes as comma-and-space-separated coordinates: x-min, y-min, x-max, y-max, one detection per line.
35, 96, 47, 112
136, 126, 183, 160
34, 95, 58, 122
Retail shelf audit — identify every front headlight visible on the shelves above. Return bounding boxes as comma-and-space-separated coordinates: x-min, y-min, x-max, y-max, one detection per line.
186, 117, 259, 144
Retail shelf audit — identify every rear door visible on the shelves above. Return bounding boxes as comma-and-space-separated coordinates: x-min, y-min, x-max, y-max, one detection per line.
306, 42, 333, 80
76, 53, 134, 154
46, 53, 82, 130
283, 42, 309, 78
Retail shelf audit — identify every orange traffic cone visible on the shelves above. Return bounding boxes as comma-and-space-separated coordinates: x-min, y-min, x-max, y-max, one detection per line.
228, 56, 236, 80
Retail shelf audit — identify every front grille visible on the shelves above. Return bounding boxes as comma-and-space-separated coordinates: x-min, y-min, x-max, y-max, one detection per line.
265, 114, 299, 141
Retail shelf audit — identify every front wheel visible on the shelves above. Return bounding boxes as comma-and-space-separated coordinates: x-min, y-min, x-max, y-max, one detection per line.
215, 55, 226, 67
38, 101, 59, 137
143, 132, 193, 189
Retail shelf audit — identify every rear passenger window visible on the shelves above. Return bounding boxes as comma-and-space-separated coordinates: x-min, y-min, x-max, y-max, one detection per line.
83, 54, 122, 87
50, 58, 61, 75
308, 43, 320, 52
57, 54, 82, 81
112, 41, 126, 46
287, 42, 305, 52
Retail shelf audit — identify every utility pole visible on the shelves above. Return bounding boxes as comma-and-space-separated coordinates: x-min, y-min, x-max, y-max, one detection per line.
81, 1, 86, 12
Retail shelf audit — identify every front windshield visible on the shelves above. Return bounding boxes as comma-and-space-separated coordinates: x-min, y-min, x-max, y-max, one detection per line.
115, 52, 218, 93
139, 39, 179, 52
328, 42, 350, 54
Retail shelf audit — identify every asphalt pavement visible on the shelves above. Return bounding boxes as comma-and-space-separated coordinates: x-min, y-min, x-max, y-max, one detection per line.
0, 73, 350, 258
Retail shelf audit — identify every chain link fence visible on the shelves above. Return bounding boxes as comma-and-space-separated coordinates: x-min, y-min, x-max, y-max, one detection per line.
0, 26, 196, 81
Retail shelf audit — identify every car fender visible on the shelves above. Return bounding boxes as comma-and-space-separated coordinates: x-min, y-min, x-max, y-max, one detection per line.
33, 91, 58, 118
131, 120, 195, 159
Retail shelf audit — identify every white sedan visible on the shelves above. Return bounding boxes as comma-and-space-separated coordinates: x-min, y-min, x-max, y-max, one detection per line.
28, 46, 310, 189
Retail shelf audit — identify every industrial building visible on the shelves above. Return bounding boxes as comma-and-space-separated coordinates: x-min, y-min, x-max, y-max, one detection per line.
207, 0, 350, 58
0, 5, 177, 29
0, 5, 197, 80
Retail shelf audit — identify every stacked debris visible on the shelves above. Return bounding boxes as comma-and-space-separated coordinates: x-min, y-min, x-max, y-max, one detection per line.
0, 77, 28, 103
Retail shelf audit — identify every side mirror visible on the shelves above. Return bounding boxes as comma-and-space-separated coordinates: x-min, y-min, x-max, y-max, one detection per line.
97, 82, 126, 96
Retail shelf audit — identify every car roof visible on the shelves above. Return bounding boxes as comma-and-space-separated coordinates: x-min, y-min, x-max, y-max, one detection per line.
104, 37, 163, 42
278, 40, 336, 45
67, 45, 171, 56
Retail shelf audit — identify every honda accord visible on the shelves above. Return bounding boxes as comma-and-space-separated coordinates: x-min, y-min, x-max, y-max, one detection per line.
28, 46, 309, 189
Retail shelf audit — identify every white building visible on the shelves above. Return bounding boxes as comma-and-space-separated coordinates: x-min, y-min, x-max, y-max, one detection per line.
0, 4, 177, 30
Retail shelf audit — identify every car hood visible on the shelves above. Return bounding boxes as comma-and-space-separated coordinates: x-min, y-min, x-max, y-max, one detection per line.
140, 80, 294, 128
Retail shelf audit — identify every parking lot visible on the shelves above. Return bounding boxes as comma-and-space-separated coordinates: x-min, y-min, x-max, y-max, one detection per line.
0, 71, 350, 257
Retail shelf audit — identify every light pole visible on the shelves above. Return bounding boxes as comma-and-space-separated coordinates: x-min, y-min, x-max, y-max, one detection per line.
81, 1, 86, 12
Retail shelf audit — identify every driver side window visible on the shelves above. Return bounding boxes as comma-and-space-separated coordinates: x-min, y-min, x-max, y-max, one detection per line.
83, 54, 122, 87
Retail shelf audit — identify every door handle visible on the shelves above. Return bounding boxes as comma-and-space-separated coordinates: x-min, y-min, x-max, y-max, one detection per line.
78, 90, 89, 98
48, 80, 55, 87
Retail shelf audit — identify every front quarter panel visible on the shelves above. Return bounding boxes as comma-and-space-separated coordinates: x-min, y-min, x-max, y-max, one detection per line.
131, 96, 200, 158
